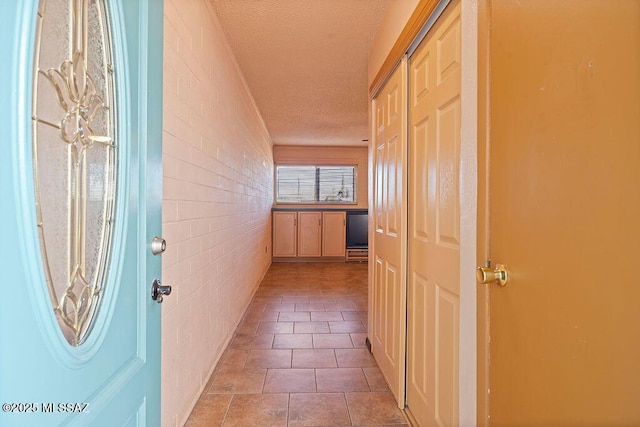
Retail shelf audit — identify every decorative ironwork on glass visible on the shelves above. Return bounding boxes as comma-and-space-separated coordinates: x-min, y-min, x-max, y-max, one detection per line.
32, 0, 117, 346
43, 50, 112, 162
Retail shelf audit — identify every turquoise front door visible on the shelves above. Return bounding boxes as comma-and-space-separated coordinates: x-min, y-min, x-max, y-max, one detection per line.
0, 0, 163, 426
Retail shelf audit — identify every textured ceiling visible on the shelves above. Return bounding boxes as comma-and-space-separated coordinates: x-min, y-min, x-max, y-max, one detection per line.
209, 0, 388, 147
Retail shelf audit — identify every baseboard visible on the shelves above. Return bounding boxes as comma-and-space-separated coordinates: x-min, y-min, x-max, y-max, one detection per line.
272, 257, 346, 262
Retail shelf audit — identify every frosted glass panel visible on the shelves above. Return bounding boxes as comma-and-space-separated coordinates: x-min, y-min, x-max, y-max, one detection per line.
32, 0, 117, 346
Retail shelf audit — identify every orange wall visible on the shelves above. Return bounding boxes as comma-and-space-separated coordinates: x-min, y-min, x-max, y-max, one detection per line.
162, 1, 273, 425
367, 0, 420, 88
273, 145, 368, 209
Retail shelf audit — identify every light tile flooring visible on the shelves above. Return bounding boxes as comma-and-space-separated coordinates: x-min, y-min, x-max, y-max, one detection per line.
185, 262, 408, 426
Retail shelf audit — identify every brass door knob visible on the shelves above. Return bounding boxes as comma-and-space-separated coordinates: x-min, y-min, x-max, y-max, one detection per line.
476, 264, 509, 287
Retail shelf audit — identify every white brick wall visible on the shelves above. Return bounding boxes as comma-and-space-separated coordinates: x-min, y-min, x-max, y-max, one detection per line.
161, 1, 273, 425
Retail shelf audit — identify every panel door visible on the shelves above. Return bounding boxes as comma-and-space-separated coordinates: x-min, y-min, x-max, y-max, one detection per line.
406, 2, 462, 425
297, 211, 322, 257
322, 211, 346, 257
0, 1, 163, 426
371, 59, 407, 405
273, 211, 297, 257
483, 1, 640, 425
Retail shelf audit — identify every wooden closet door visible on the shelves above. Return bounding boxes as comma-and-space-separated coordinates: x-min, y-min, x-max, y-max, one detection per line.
484, 1, 640, 425
371, 59, 407, 406
407, 1, 462, 425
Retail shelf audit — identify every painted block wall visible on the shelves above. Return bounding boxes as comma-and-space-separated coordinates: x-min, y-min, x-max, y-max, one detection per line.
161, 1, 273, 425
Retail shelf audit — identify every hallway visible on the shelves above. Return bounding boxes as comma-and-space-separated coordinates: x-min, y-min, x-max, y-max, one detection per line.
185, 262, 407, 426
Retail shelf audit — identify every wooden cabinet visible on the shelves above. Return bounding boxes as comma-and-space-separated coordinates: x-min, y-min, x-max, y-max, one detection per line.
322, 211, 346, 257
272, 210, 347, 259
297, 212, 322, 257
273, 211, 297, 257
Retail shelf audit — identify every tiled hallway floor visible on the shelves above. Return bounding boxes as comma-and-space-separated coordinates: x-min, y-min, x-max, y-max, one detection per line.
185, 262, 408, 426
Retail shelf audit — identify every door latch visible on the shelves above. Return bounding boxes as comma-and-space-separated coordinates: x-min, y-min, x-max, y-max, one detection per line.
151, 278, 172, 303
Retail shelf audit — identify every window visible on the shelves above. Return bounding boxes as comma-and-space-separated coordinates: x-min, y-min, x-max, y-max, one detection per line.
276, 165, 356, 203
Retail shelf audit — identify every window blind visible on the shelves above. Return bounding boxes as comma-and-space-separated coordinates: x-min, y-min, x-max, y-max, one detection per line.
276, 165, 356, 203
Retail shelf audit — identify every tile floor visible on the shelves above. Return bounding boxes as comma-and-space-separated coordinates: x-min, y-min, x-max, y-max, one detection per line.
185, 262, 408, 426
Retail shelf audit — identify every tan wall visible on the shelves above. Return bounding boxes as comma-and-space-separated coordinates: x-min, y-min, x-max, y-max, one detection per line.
162, 1, 273, 425
367, 0, 420, 88
273, 145, 368, 209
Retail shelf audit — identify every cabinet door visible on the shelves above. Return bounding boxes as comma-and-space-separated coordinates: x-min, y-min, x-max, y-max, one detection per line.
297, 211, 322, 257
273, 212, 297, 257
322, 211, 346, 257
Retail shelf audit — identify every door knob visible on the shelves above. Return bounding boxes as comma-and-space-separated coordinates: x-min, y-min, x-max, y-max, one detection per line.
476, 264, 509, 287
151, 278, 172, 303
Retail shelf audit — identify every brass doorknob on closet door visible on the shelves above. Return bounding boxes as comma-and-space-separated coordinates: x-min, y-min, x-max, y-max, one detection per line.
476, 264, 509, 287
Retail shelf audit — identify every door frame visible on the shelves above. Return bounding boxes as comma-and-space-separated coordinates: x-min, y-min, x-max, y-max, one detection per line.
458, 1, 478, 425
368, 0, 478, 424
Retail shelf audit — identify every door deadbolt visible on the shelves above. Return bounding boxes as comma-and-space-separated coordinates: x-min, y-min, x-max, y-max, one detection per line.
151, 236, 166, 255
151, 279, 172, 303
476, 264, 509, 287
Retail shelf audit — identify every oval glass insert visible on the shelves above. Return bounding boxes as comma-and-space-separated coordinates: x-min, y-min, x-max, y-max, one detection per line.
32, 0, 117, 346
